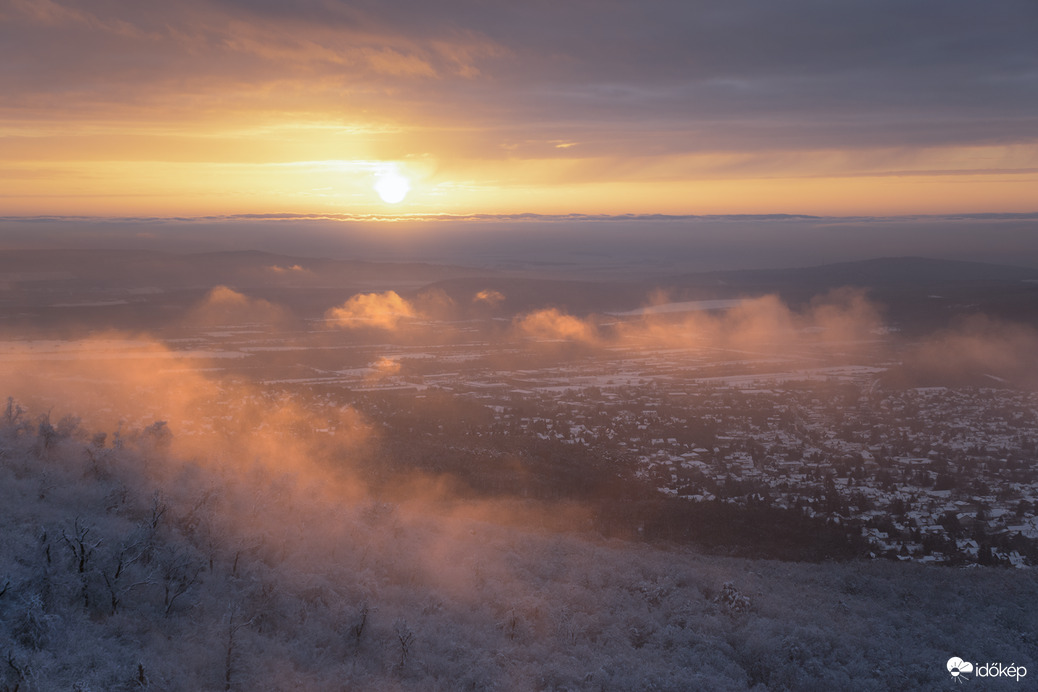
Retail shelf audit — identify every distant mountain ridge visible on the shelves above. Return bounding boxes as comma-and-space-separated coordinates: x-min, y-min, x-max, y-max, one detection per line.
420, 256, 1038, 316
2, 250, 1034, 290
0, 248, 490, 291
662, 256, 1038, 290
2, 250, 1036, 330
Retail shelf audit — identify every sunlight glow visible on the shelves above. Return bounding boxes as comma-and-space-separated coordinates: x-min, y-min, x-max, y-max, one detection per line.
374, 168, 411, 204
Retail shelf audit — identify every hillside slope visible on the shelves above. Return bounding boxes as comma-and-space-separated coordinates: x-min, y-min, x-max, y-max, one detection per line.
1, 405, 1035, 691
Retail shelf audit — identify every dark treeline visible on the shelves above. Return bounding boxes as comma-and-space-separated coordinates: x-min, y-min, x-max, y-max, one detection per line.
373, 432, 873, 563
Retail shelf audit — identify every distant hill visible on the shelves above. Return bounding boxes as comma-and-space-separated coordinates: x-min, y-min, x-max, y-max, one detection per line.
0, 248, 489, 291
420, 257, 1038, 328
0, 249, 496, 330
2, 251, 1036, 331
648, 257, 1038, 331
660, 256, 1038, 291
414, 276, 644, 314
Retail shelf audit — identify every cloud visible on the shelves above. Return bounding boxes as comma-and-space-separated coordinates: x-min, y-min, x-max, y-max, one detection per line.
186, 285, 288, 326
805, 288, 885, 345
412, 288, 457, 321
0, 333, 374, 494
0, 0, 502, 122
473, 289, 505, 307
4, 1, 1037, 214
2, 0, 1036, 161
514, 308, 599, 344
325, 290, 418, 330
267, 264, 307, 274
323, 288, 461, 331
507, 289, 885, 357
616, 289, 886, 356
366, 355, 402, 382
897, 315, 1038, 388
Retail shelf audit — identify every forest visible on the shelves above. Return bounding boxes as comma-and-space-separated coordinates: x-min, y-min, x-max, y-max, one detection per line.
2, 400, 1035, 691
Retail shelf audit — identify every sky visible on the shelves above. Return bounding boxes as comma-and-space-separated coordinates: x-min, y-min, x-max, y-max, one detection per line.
2, 0, 1037, 219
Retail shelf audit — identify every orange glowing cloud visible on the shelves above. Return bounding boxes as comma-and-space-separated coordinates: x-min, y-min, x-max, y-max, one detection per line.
365, 356, 403, 384
515, 308, 599, 344
412, 288, 457, 321
325, 290, 417, 330
268, 264, 308, 274
186, 285, 288, 327
805, 288, 885, 345
473, 289, 505, 307
0, 333, 373, 495
614, 290, 884, 354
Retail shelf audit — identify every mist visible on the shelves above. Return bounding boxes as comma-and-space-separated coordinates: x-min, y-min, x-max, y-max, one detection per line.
1, 246, 1037, 689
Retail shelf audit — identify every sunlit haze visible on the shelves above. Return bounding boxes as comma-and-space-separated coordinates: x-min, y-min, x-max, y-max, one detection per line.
1, 1, 1037, 218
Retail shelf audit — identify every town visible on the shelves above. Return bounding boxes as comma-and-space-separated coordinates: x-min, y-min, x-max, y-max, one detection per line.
161, 324, 1038, 568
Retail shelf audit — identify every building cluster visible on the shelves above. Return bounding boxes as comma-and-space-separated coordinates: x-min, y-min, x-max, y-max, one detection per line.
342, 345, 1038, 567
176, 331, 1038, 567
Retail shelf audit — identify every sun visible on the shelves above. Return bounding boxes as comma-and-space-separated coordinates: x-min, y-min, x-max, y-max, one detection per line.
374, 169, 411, 204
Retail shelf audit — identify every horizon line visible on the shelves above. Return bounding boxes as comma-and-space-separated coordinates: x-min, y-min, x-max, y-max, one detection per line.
4, 211, 1038, 225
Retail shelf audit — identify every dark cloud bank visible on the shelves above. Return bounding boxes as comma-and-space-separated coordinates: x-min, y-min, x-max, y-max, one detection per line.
2, 214, 1037, 275
3, 0, 1037, 154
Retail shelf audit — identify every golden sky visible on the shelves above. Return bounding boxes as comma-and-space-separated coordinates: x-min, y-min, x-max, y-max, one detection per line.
2, 0, 1037, 217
